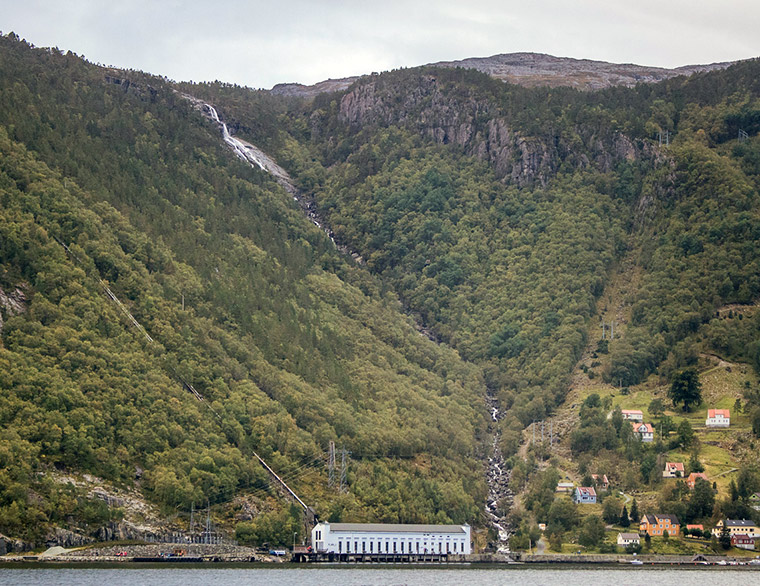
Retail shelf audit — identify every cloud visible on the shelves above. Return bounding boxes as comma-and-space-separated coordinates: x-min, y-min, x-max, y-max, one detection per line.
1, 0, 758, 88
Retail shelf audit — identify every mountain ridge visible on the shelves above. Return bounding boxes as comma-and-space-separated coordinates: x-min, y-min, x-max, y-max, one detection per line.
269, 51, 740, 97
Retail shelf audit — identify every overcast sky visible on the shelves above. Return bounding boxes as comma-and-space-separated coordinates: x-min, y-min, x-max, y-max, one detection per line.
2, 0, 759, 89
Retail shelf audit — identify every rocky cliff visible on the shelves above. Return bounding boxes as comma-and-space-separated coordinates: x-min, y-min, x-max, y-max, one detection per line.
338, 73, 644, 186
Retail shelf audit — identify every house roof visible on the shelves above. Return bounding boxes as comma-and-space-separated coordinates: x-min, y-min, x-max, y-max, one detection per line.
725, 519, 758, 528
665, 462, 685, 471
325, 523, 467, 534
642, 514, 680, 525
577, 486, 597, 497
707, 409, 730, 418
618, 533, 640, 540
686, 524, 704, 530
621, 410, 643, 415
631, 421, 654, 433
687, 472, 708, 483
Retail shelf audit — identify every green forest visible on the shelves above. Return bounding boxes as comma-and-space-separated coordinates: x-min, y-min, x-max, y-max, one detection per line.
1, 32, 760, 550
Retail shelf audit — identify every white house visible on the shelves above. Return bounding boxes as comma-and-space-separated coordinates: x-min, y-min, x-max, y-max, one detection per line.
705, 409, 730, 428
631, 421, 654, 442
621, 409, 644, 422
662, 462, 685, 478
311, 522, 471, 555
617, 532, 640, 547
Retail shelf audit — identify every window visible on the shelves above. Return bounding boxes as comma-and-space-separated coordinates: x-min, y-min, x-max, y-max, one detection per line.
338, 541, 342, 553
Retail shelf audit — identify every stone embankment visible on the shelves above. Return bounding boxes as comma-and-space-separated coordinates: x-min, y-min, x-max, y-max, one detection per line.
521, 553, 757, 565
2, 543, 274, 563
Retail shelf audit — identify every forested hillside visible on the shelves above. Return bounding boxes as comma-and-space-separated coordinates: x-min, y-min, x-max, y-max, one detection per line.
2, 30, 760, 552
0, 34, 487, 545
257, 60, 760, 457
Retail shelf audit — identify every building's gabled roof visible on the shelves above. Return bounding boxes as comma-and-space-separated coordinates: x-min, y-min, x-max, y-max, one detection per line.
631, 421, 654, 433
591, 474, 609, 484
576, 486, 596, 497
642, 513, 680, 524
665, 462, 684, 471
724, 519, 758, 528
621, 409, 643, 416
618, 533, 640, 540
325, 523, 467, 534
707, 409, 730, 418
686, 524, 704, 530
687, 472, 708, 483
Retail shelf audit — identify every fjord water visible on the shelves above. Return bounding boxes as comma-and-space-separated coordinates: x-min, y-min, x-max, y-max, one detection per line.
0, 567, 756, 586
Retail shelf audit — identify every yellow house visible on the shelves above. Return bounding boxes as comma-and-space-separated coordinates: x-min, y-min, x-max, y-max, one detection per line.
712, 519, 760, 538
640, 514, 680, 537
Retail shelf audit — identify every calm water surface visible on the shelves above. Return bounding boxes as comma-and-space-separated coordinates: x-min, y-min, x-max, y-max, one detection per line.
0, 567, 757, 586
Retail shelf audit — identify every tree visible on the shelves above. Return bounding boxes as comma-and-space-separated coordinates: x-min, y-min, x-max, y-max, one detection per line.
619, 504, 631, 527
629, 499, 640, 524
549, 532, 563, 552
669, 369, 702, 411
578, 515, 606, 547
719, 523, 732, 550
603, 497, 622, 524
733, 398, 742, 414
689, 451, 705, 474
648, 398, 665, 417
688, 477, 715, 520
677, 419, 694, 448
547, 498, 578, 534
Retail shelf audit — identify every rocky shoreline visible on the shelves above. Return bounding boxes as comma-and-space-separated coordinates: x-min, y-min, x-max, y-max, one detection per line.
3, 545, 759, 567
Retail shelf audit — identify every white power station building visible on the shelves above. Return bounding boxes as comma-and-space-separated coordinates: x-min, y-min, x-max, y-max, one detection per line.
311, 522, 471, 555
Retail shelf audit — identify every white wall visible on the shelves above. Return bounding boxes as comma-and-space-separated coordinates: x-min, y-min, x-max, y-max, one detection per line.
311, 523, 471, 555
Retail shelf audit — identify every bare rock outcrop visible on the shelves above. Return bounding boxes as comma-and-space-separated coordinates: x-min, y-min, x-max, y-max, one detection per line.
337, 74, 646, 186
0, 284, 28, 336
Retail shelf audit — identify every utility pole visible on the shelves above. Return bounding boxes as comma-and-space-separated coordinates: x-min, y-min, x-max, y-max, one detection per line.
190, 501, 195, 542
205, 501, 211, 545
339, 447, 350, 493
541, 421, 545, 443
328, 441, 336, 489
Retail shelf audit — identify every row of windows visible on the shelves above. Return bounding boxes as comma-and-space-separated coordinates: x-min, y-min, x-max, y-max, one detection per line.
334, 539, 464, 554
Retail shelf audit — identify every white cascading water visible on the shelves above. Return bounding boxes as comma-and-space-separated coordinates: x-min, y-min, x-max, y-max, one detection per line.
485, 393, 513, 555
193, 99, 516, 546
204, 104, 266, 170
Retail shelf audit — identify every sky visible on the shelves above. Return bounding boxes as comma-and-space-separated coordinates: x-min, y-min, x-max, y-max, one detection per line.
2, 0, 759, 89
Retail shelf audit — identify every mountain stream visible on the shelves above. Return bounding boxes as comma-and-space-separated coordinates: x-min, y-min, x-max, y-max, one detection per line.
185, 96, 514, 554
